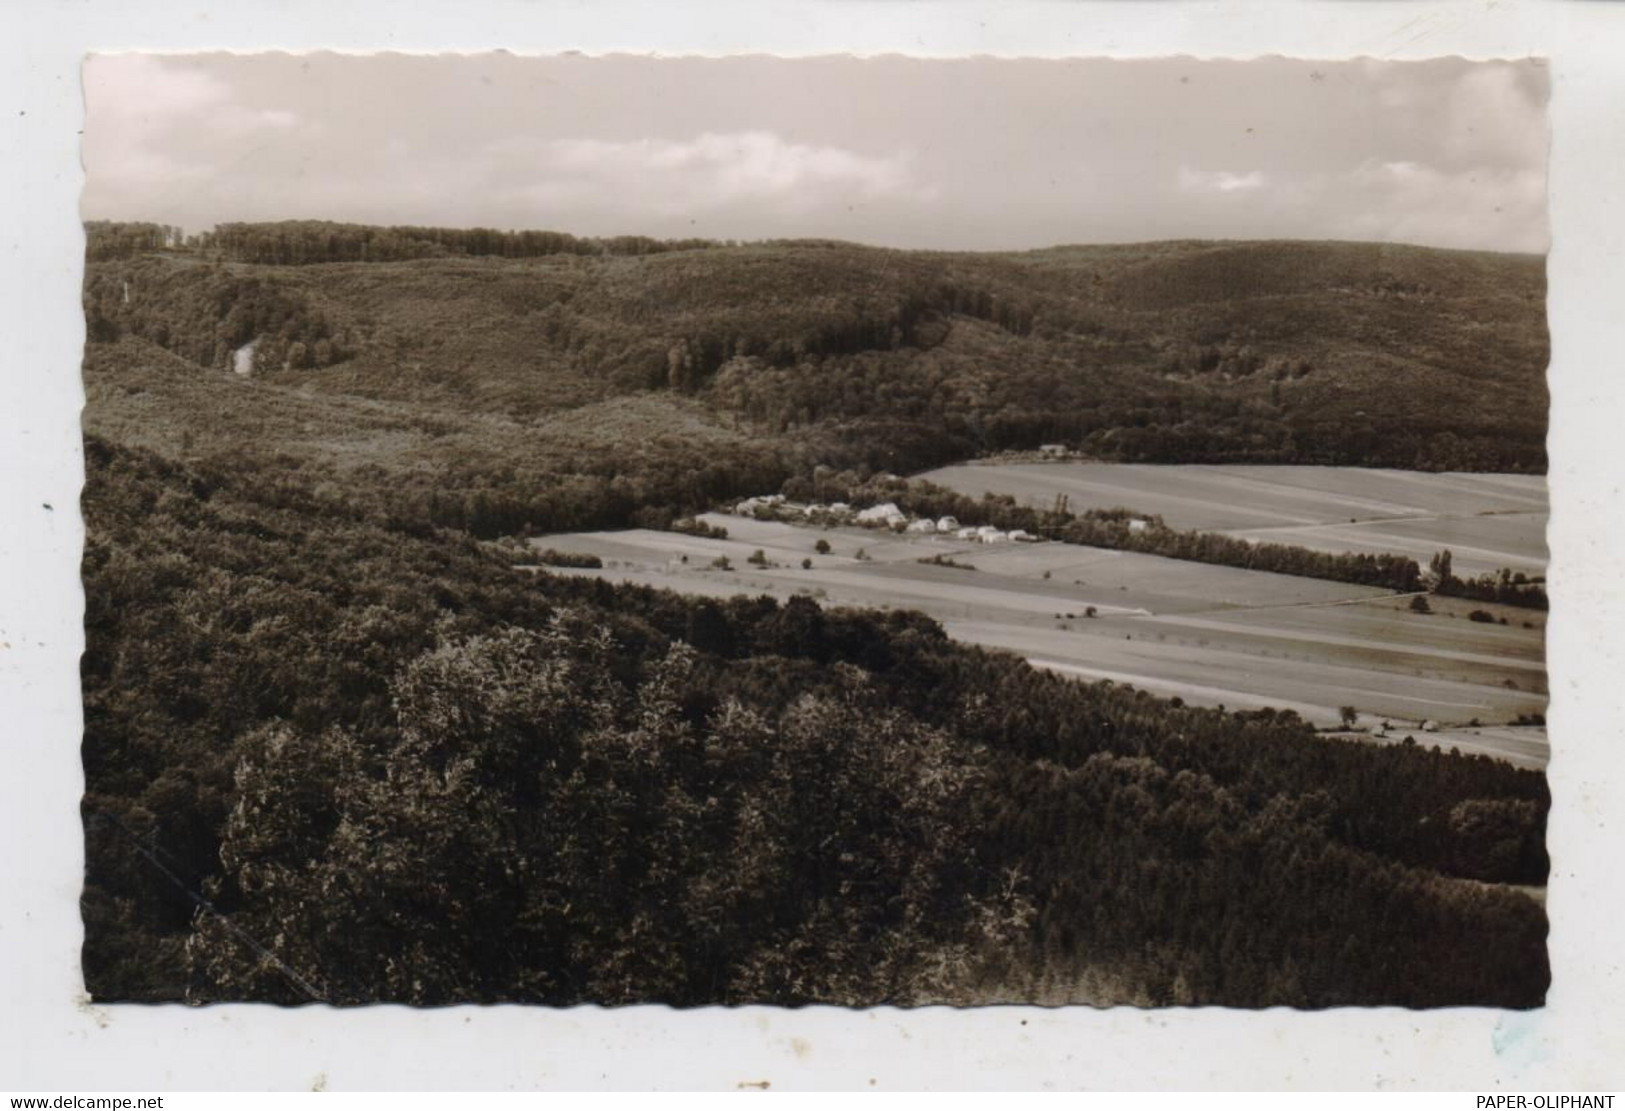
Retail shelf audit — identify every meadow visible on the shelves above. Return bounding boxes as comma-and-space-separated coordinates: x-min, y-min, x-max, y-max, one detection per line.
921, 463, 1548, 577
531, 509, 1548, 766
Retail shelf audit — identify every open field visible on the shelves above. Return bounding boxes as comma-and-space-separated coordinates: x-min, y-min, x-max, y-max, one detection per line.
920, 463, 1548, 577
529, 512, 1548, 767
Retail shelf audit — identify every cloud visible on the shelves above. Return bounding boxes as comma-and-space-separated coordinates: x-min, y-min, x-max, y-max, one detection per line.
83, 55, 306, 216
1179, 167, 1267, 195
1337, 158, 1547, 253
254, 108, 299, 130
1160, 154, 1545, 254
486, 130, 933, 218
86, 55, 303, 145
1442, 65, 1547, 170
79, 55, 1547, 253
86, 54, 232, 123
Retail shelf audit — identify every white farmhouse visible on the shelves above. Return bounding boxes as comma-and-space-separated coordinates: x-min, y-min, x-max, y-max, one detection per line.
856, 502, 906, 526
936, 516, 960, 533
956, 527, 980, 541
905, 518, 937, 534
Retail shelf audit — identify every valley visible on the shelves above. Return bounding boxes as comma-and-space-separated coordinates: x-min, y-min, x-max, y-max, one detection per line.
530, 461, 1549, 768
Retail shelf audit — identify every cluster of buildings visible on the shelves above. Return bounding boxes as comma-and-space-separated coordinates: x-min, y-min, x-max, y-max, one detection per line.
731, 496, 1038, 544
949, 522, 1039, 544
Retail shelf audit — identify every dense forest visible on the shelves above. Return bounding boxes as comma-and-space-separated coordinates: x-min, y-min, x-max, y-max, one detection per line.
81, 224, 1551, 1008
84, 222, 1549, 478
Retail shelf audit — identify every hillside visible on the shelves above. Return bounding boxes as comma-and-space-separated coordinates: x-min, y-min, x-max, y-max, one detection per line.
82, 336, 795, 537
83, 234, 1550, 505
81, 434, 1549, 1007
79, 228, 1552, 1008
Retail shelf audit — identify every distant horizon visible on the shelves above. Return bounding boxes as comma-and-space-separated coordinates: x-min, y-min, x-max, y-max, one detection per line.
84, 216, 1550, 260
82, 54, 1550, 254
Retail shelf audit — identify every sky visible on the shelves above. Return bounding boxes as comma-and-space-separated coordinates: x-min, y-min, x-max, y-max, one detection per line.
80, 53, 1549, 253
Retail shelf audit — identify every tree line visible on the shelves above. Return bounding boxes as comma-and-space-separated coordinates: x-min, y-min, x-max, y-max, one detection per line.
781, 469, 1549, 606
84, 221, 185, 261
85, 219, 727, 267
1429, 550, 1548, 610
787, 469, 1426, 592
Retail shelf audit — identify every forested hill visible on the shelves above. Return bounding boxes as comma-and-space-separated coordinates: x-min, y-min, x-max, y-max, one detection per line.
84, 224, 1549, 483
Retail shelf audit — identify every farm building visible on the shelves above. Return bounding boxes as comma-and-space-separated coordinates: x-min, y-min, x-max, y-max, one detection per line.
936, 516, 960, 533
1008, 529, 1038, 542
956, 527, 980, 540
905, 519, 937, 534
856, 502, 906, 525
1039, 444, 1067, 458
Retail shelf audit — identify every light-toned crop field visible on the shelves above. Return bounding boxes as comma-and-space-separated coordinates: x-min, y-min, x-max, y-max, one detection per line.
528, 509, 1548, 768
920, 462, 1548, 577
